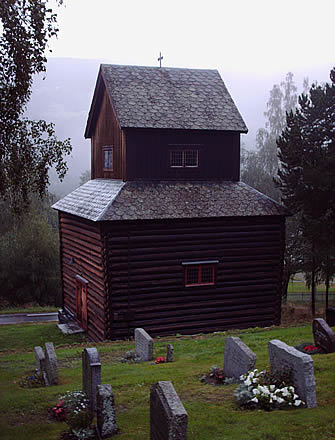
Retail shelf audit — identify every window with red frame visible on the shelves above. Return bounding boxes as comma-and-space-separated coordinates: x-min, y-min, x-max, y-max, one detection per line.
182, 261, 217, 287
170, 150, 198, 168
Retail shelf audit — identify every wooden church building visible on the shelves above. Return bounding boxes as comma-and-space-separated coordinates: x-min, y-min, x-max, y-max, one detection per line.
53, 64, 286, 342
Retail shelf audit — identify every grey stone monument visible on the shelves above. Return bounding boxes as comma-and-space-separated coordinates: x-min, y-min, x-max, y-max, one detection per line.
268, 339, 317, 408
166, 344, 174, 362
34, 345, 49, 386
223, 336, 256, 379
96, 384, 118, 438
150, 381, 188, 440
135, 328, 153, 361
34, 346, 46, 372
82, 347, 101, 412
312, 318, 335, 353
45, 342, 58, 385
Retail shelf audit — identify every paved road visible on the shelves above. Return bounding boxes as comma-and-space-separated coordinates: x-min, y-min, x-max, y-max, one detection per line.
0, 312, 58, 325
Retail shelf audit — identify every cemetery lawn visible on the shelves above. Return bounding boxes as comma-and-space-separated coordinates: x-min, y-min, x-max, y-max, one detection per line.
0, 323, 335, 440
0, 305, 59, 314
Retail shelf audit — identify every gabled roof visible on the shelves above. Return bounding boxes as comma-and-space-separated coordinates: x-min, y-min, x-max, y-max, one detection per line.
52, 179, 286, 222
85, 64, 248, 137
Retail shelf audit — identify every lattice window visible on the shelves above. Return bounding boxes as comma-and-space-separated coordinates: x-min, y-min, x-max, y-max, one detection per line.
183, 262, 217, 287
184, 150, 198, 167
103, 146, 113, 170
170, 150, 198, 168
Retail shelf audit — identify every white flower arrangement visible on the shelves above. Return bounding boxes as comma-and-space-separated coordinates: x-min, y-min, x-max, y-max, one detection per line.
235, 369, 305, 410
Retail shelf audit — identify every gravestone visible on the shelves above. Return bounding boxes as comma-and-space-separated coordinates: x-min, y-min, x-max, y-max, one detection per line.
34, 346, 46, 372
166, 344, 174, 362
150, 381, 188, 440
135, 328, 153, 361
96, 384, 118, 438
82, 347, 101, 412
34, 345, 50, 386
45, 342, 58, 385
312, 318, 335, 353
223, 336, 256, 379
268, 339, 317, 408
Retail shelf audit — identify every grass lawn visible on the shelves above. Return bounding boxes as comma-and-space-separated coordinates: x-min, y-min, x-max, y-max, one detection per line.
0, 305, 59, 315
287, 281, 335, 294
0, 321, 335, 439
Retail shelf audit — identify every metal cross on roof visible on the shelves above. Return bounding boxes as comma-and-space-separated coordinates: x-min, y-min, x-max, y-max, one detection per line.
158, 52, 163, 68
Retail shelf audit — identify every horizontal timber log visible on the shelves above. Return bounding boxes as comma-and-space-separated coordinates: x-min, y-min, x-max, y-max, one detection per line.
62, 248, 103, 272
112, 315, 277, 338
60, 220, 102, 241
104, 218, 281, 237
62, 230, 103, 252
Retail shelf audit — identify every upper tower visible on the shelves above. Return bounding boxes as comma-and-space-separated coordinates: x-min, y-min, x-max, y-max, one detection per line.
84, 64, 248, 182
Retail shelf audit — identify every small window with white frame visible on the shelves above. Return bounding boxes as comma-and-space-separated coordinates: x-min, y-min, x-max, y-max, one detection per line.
170, 149, 198, 168
103, 146, 113, 170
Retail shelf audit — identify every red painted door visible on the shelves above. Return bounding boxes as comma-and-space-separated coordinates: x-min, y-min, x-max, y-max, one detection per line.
76, 276, 88, 331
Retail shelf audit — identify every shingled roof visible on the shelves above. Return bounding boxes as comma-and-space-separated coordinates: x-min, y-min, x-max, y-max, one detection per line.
85, 64, 248, 136
52, 179, 286, 222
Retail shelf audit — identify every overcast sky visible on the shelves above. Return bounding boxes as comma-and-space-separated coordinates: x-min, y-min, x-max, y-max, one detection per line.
49, 0, 334, 75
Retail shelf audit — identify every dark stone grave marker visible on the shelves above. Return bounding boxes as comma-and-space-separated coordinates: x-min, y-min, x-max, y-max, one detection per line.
312, 318, 335, 353
82, 347, 101, 412
223, 336, 256, 379
34, 346, 46, 372
135, 328, 153, 361
166, 344, 174, 362
34, 345, 49, 386
268, 339, 317, 408
96, 384, 118, 438
45, 342, 58, 385
150, 381, 188, 440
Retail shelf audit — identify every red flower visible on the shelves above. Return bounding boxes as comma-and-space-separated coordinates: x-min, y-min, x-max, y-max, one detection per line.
155, 356, 166, 364
304, 345, 318, 352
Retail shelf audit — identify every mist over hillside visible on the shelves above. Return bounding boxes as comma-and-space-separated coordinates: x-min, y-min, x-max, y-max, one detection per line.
25, 58, 333, 198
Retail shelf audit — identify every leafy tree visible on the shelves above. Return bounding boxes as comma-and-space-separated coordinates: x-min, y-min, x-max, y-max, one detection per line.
277, 67, 335, 314
0, 197, 62, 306
241, 73, 302, 202
0, 0, 71, 214
241, 73, 310, 300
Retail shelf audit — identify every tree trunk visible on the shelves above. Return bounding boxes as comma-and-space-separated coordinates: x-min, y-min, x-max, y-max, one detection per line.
311, 243, 316, 317
282, 266, 290, 304
325, 254, 329, 311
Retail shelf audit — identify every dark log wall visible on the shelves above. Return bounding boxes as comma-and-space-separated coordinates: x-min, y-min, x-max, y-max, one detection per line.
91, 88, 123, 180
104, 216, 284, 339
59, 213, 108, 341
124, 128, 240, 181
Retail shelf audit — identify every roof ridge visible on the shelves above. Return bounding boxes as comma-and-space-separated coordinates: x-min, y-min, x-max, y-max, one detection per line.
95, 180, 126, 221
101, 63, 219, 72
